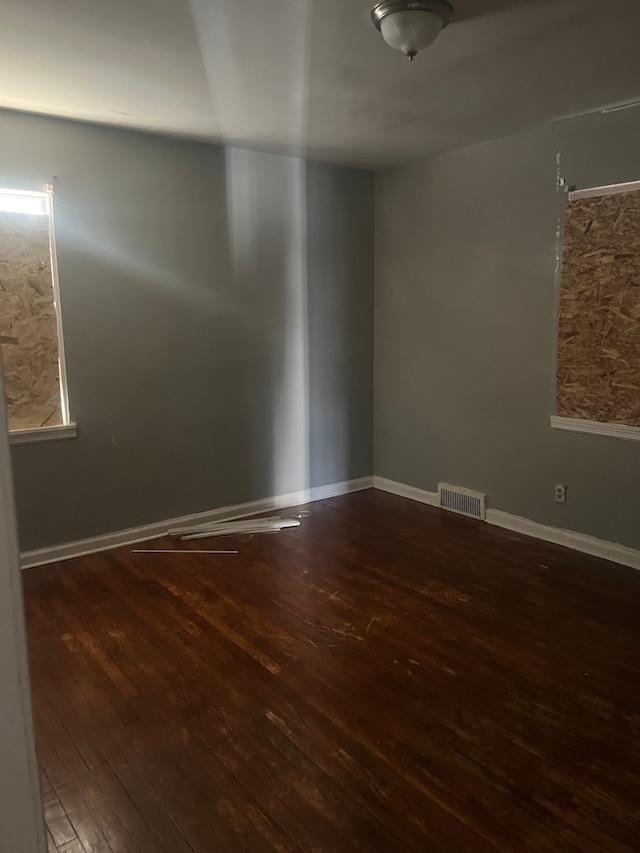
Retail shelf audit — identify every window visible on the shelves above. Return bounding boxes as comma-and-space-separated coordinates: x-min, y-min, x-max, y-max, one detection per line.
553, 180, 640, 441
0, 187, 75, 442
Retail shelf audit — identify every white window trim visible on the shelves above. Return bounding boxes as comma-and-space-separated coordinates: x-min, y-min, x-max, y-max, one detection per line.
551, 415, 640, 442
568, 179, 640, 201
9, 422, 77, 445
2, 184, 75, 441
45, 185, 72, 426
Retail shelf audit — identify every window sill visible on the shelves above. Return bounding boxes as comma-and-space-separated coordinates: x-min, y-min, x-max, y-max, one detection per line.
550, 415, 640, 442
9, 423, 78, 445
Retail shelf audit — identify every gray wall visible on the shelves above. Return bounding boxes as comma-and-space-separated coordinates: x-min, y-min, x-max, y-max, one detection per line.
375, 107, 640, 550
0, 110, 373, 551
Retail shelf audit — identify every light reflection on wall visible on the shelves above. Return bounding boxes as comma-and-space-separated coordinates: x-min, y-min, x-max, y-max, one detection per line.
193, 0, 313, 497
224, 147, 310, 496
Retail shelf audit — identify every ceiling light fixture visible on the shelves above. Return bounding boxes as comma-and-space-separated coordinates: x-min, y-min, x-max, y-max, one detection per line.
371, 1, 454, 61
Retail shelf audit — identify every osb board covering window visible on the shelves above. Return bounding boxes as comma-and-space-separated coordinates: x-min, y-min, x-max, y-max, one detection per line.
556, 189, 640, 427
0, 211, 63, 431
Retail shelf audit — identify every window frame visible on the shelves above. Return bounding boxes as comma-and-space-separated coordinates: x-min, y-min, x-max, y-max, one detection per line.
0, 185, 76, 444
551, 177, 640, 442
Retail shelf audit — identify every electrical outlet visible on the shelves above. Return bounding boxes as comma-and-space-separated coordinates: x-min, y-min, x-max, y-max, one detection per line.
554, 484, 567, 505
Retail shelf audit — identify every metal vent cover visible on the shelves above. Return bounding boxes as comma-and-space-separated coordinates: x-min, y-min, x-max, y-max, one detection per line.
438, 483, 486, 520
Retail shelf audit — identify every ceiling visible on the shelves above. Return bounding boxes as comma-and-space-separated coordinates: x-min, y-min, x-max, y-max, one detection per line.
1, 0, 639, 169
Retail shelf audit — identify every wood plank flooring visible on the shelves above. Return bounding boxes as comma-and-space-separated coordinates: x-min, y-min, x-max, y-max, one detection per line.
23, 489, 640, 852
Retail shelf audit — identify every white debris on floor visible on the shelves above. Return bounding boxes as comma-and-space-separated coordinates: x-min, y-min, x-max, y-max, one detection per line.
169, 515, 302, 542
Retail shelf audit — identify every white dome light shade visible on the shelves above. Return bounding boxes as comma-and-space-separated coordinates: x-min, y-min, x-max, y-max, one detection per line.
372, 1, 454, 60
379, 11, 443, 58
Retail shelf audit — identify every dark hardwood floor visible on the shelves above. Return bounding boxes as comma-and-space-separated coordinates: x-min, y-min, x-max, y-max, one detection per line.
23, 489, 640, 853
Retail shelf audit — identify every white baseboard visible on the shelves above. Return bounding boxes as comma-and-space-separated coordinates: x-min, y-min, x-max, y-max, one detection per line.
485, 509, 640, 571
374, 476, 640, 572
23, 472, 640, 574
21, 476, 373, 570
373, 476, 438, 506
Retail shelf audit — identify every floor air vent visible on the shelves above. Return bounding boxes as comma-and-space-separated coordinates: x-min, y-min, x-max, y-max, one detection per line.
438, 483, 486, 520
